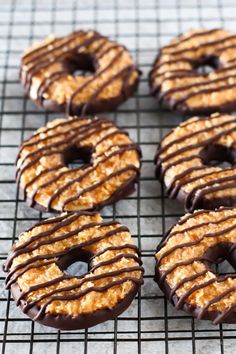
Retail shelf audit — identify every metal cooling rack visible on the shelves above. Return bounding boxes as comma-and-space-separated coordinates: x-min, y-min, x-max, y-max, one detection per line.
0, 0, 236, 353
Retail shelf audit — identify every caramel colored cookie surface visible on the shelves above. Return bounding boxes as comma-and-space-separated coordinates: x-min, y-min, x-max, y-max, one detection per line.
21, 30, 139, 115
155, 113, 236, 211
4, 212, 144, 330
16, 116, 141, 212
155, 207, 236, 324
150, 28, 236, 114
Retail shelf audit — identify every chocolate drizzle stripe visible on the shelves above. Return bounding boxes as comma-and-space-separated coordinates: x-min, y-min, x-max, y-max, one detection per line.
159, 74, 236, 103
198, 286, 236, 319
80, 64, 135, 116
95, 130, 129, 149
158, 219, 236, 265
22, 37, 59, 62
96, 43, 124, 60
7, 225, 129, 278
27, 165, 93, 206
151, 57, 193, 74
191, 182, 236, 210
176, 273, 236, 311
158, 256, 208, 283
17, 120, 113, 168
13, 215, 100, 253
25, 213, 73, 232
152, 69, 193, 80
90, 244, 140, 261
166, 166, 207, 197
186, 174, 236, 211
7, 220, 119, 271
169, 270, 208, 300
153, 63, 236, 92
37, 70, 66, 103
25, 32, 100, 94
162, 29, 220, 50
23, 31, 85, 65
33, 276, 143, 321
25, 143, 123, 203
16, 275, 67, 306
5, 260, 56, 289
47, 146, 139, 210
16, 148, 62, 183
66, 49, 124, 115
177, 208, 227, 226
175, 278, 217, 310
90, 253, 143, 273
62, 164, 139, 209
155, 115, 221, 162
37, 37, 109, 99
159, 124, 236, 165
167, 167, 231, 199
174, 83, 236, 109
22, 165, 64, 199
17, 265, 144, 314
12, 221, 120, 263
158, 117, 236, 156
158, 155, 202, 180
5, 212, 100, 268
96, 143, 139, 160
151, 74, 196, 95
162, 34, 236, 57
16, 124, 115, 184
20, 117, 90, 148
163, 212, 236, 247
216, 43, 236, 53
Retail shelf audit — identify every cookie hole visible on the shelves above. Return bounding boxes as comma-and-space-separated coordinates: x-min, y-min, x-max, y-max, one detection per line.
195, 64, 215, 75
193, 55, 219, 75
64, 261, 89, 278
57, 248, 92, 278
62, 53, 96, 78
62, 145, 92, 170
203, 242, 236, 278
200, 144, 236, 169
216, 260, 235, 276
207, 260, 235, 278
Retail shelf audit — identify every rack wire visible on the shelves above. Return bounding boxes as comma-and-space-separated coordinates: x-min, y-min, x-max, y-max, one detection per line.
0, 0, 236, 353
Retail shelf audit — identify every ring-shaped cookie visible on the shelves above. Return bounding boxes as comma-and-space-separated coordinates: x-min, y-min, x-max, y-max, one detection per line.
21, 30, 140, 115
150, 28, 236, 113
155, 207, 236, 324
4, 211, 144, 330
16, 116, 141, 212
155, 113, 236, 212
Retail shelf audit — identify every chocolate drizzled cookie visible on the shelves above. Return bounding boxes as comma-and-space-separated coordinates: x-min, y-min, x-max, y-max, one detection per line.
155, 207, 236, 324
4, 212, 144, 330
16, 116, 141, 212
155, 113, 236, 212
150, 28, 236, 114
20, 30, 140, 115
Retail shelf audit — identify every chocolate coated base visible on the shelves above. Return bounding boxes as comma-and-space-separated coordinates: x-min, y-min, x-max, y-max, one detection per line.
11, 282, 139, 330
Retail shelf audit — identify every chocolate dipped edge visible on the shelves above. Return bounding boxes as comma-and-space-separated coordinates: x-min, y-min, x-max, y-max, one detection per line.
10, 281, 140, 330
24, 171, 139, 213
155, 149, 236, 213
160, 96, 236, 115
29, 70, 140, 115
154, 265, 236, 324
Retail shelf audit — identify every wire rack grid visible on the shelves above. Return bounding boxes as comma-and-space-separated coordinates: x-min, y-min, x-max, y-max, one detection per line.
0, 0, 236, 353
